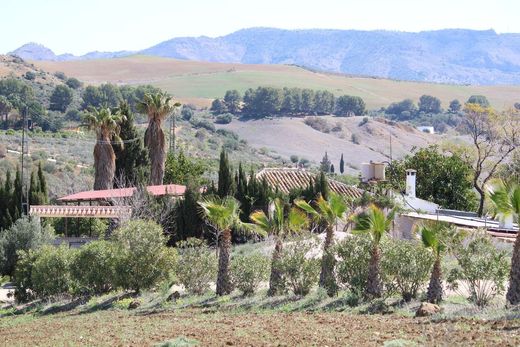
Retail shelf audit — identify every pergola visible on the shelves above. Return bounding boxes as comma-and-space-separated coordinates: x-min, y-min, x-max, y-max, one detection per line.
29, 184, 187, 235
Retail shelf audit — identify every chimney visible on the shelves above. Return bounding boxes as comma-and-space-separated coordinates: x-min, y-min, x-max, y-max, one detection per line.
405, 169, 416, 198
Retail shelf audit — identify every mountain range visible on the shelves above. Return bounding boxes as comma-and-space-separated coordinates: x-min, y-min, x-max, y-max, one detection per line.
9, 28, 520, 85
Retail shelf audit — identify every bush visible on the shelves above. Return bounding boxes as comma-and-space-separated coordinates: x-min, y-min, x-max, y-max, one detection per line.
113, 220, 177, 292
0, 217, 54, 276
215, 113, 233, 124
191, 118, 215, 132
381, 239, 433, 302
231, 253, 270, 296
181, 105, 194, 121
31, 245, 74, 298
24, 71, 36, 80
176, 239, 217, 295
304, 116, 331, 133
65, 77, 82, 89
351, 133, 360, 144
276, 236, 320, 296
54, 71, 67, 80
447, 235, 509, 308
359, 117, 369, 126
70, 240, 119, 295
335, 235, 372, 294
13, 249, 38, 302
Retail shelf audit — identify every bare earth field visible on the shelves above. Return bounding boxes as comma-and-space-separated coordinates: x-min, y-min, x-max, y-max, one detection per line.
32, 55, 520, 109
1, 308, 519, 346
217, 116, 436, 173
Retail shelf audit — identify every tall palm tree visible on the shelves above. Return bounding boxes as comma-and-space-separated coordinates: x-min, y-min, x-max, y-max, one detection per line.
137, 92, 180, 185
199, 197, 265, 296
84, 107, 125, 190
250, 198, 308, 296
488, 180, 520, 305
294, 193, 348, 296
352, 204, 395, 298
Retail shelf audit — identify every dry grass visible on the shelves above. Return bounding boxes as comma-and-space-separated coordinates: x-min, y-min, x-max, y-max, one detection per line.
32, 55, 520, 110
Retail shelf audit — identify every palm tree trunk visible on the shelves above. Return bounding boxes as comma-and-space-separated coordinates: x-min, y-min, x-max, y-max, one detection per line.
427, 256, 443, 304
506, 234, 520, 305
366, 243, 382, 298
319, 225, 338, 296
145, 118, 166, 185
268, 237, 284, 296
93, 137, 116, 191
216, 228, 233, 296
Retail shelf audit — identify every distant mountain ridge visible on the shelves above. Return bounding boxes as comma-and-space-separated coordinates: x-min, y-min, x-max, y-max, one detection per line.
10, 42, 133, 62
9, 28, 520, 85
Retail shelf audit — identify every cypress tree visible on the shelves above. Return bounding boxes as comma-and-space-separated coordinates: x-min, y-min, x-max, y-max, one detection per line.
340, 154, 345, 174
173, 184, 204, 244
217, 149, 234, 198
320, 152, 331, 173
316, 171, 330, 200
37, 162, 47, 198
11, 167, 22, 221
330, 164, 335, 174
112, 101, 149, 187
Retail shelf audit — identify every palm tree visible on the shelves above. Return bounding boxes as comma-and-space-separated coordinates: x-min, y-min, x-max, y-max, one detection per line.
294, 193, 348, 296
418, 221, 447, 304
250, 198, 308, 296
488, 180, 520, 305
84, 107, 125, 190
352, 204, 395, 298
199, 197, 265, 296
137, 92, 180, 185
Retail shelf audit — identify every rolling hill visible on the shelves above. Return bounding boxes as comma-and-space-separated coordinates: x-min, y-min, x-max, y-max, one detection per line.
33, 55, 520, 109
11, 28, 520, 85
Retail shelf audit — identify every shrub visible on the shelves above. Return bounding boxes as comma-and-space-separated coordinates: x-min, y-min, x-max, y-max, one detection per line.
447, 235, 509, 308
176, 239, 217, 295
335, 235, 372, 294
231, 253, 270, 296
276, 236, 320, 296
0, 217, 54, 276
351, 133, 360, 144
215, 113, 233, 124
381, 239, 433, 301
13, 249, 38, 302
70, 240, 119, 295
191, 118, 215, 132
359, 117, 369, 126
31, 245, 74, 298
304, 116, 331, 133
290, 155, 299, 163
65, 77, 82, 89
113, 220, 177, 292
24, 71, 36, 80
54, 71, 67, 80
181, 105, 194, 121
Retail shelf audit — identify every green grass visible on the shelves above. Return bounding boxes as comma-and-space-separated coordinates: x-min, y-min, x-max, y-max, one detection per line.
35, 56, 520, 110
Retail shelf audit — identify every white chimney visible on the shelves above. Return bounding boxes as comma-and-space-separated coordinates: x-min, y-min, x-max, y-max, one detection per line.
406, 169, 416, 198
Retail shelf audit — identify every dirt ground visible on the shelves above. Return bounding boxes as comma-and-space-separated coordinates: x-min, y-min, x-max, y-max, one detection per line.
1, 308, 519, 346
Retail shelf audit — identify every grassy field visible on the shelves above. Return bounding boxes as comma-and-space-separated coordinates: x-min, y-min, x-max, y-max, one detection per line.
2, 290, 520, 346
34, 55, 520, 109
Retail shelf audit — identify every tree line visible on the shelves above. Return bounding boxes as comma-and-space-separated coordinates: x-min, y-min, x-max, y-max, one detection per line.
211, 87, 366, 117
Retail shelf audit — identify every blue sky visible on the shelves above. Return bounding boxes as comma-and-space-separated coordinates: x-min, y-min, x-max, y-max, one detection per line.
2, 0, 518, 55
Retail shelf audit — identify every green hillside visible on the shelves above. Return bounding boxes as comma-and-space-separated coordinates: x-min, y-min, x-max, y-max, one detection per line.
34, 55, 520, 109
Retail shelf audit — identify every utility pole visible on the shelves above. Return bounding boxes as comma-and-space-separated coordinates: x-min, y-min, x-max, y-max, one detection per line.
169, 110, 176, 154
20, 107, 30, 215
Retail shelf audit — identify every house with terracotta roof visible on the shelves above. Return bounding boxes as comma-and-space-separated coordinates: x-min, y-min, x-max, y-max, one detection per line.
256, 168, 363, 199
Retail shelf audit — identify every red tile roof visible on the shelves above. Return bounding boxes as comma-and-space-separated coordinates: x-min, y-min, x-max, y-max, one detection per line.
256, 168, 363, 199
58, 184, 186, 202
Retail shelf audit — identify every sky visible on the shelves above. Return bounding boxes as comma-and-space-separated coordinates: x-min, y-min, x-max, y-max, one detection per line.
2, 0, 519, 55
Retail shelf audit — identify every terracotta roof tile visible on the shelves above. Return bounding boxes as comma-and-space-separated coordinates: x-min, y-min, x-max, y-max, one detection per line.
256, 168, 363, 199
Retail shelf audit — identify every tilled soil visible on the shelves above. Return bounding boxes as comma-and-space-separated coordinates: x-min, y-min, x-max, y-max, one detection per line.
1, 309, 520, 346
